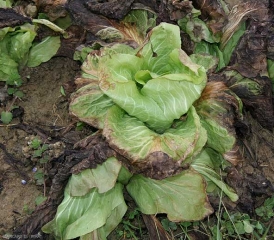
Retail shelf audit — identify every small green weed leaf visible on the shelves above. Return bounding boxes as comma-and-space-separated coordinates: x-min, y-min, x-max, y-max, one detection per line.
161, 219, 177, 231
1, 111, 13, 124
41, 144, 49, 152
14, 90, 24, 98
234, 222, 245, 235
35, 195, 47, 206
60, 86, 66, 96
243, 220, 254, 233
31, 138, 41, 149
33, 149, 43, 157
7, 88, 15, 95
34, 170, 44, 181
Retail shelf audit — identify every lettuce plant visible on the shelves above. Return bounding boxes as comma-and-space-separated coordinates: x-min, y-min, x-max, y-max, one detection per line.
43, 22, 240, 239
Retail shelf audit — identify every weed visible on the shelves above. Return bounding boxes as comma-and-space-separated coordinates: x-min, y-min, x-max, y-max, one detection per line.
255, 196, 274, 222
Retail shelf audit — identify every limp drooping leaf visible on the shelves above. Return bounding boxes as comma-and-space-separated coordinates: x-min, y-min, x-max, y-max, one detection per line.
42, 183, 127, 239
27, 36, 61, 67
68, 157, 122, 196
126, 169, 213, 221
195, 81, 242, 164
191, 149, 239, 202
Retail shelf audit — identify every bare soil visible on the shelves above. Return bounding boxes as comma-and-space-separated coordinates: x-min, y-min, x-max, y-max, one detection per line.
0, 57, 81, 237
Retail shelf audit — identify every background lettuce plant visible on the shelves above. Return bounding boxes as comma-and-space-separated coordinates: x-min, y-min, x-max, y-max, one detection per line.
43, 22, 240, 239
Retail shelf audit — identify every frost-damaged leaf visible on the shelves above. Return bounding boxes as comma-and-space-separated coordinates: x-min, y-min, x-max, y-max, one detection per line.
68, 157, 121, 196
27, 36, 61, 67
223, 70, 274, 130
193, 0, 227, 34
126, 169, 213, 221
195, 81, 242, 165
42, 183, 127, 239
191, 149, 239, 202
103, 105, 207, 177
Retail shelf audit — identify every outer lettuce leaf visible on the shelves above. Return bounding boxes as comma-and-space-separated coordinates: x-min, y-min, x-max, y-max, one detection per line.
70, 81, 114, 129
191, 149, 239, 202
194, 41, 225, 71
103, 105, 207, 163
267, 59, 274, 91
80, 202, 127, 240
42, 183, 127, 240
122, 9, 156, 40
126, 169, 213, 221
195, 82, 242, 158
68, 157, 121, 196
178, 17, 216, 43
27, 36, 61, 67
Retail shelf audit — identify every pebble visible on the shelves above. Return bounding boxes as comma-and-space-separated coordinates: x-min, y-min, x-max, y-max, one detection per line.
21, 180, 27, 185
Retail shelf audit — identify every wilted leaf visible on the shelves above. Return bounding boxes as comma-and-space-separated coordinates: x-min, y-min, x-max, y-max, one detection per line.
42, 183, 127, 239
68, 157, 122, 196
195, 81, 242, 164
126, 169, 213, 221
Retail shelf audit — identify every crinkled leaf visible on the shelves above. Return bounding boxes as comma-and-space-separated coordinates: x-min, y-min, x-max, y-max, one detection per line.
0, 54, 21, 83
27, 36, 61, 67
103, 105, 207, 163
42, 183, 127, 239
8, 25, 36, 66
191, 149, 238, 202
68, 157, 122, 196
98, 24, 206, 132
126, 169, 213, 221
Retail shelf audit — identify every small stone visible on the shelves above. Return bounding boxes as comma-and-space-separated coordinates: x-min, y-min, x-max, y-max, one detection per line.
21, 180, 27, 185
32, 167, 37, 172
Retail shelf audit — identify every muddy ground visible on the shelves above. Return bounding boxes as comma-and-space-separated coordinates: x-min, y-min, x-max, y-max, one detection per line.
0, 57, 83, 237
0, 56, 274, 239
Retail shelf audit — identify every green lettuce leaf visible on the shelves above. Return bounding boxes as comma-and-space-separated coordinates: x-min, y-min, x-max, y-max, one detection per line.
191, 149, 239, 202
98, 23, 207, 133
68, 157, 121, 196
70, 81, 114, 129
42, 183, 127, 239
267, 59, 274, 91
195, 82, 242, 156
103, 105, 207, 163
126, 169, 213, 221
27, 36, 61, 67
